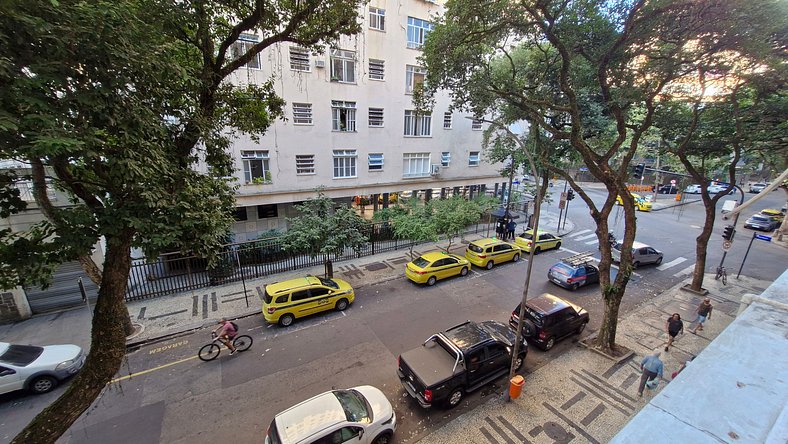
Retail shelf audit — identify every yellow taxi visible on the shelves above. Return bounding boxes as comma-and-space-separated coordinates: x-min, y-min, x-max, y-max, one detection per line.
465, 238, 522, 269
760, 209, 784, 222
514, 229, 563, 254
405, 251, 470, 286
262, 276, 355, 327
616, 193, 652, 212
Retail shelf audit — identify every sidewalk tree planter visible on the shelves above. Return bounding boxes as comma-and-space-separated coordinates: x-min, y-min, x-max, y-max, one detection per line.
0, 1, 363, 442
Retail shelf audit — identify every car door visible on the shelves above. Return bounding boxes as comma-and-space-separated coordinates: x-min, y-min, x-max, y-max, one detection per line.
645, 247, 660, 264
0, 365, 23, 394
484, 343, 511, 375
584, 265, 599, 284
465, 348, 488, 386
309, 287, 332, 314
312, 426, 365, 444
554, 308, 577, 337
494, 244, 513, 263
430, 258, 449, 279
540, 233, 557, 250
442, 256, 461, 277
289, 289, 313, 317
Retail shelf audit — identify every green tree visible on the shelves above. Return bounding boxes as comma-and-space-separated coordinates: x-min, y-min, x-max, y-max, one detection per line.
0, 0, 362, 441
432, 195, 491, 251
281, 191, 368, 278
418, 0, 782, 352
389, 198, 438, 258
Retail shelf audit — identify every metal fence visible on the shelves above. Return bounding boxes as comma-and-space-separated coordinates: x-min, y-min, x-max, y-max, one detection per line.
125, 218, 495, 301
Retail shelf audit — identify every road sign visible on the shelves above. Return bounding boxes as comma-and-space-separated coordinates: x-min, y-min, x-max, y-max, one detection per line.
722, 240, 732, 251
754, 234, 772, 242
670, 179, 676, 185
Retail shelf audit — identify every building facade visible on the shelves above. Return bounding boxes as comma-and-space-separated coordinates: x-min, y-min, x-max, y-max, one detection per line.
222, 0, 506, 241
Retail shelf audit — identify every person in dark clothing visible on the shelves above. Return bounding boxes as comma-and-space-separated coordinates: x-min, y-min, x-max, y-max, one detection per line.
506, 220, 517, 240
496, 218, 506, 239
664, 313, 684, 352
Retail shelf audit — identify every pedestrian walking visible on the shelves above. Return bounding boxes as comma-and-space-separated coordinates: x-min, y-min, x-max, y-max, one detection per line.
506, 219, 517, 241
664, 313, 684, 352
637, 352, 664, 397
689, 298, 713, 334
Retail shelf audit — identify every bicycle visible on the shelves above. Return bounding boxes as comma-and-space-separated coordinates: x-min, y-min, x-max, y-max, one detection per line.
198, 332, 253, 361
715, 266, 727, 285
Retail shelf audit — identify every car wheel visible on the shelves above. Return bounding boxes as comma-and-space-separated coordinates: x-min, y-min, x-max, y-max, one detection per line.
29, 375, 58, 394
486, 261, 494, 270
512, 253, 520, 262
278, 314, 295, 327
335, 298, 349, 311
446, 388, 464, 408
522, 320, 536, 337
577, 322, 587, 335
534, 247, 541, 254
633, 261, 640, 269
655, 256, 663, 265
543, 336, 555, 351
555, 242, 561, 250
372, 432, 393, 444
460, 267, 469, 276
571, 283, 579, 291
514, 354, 525, 371
427, 276, 437, 286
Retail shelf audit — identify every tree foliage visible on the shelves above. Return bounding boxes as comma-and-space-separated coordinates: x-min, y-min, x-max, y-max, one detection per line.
386, 198, 438, 258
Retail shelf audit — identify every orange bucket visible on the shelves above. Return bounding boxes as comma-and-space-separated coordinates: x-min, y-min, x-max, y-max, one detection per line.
509, 375, 525, 399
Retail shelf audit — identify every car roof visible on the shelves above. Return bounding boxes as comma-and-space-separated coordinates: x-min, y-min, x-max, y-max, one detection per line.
443, 321, 498, 353
275, 390, 347, 444
526, 293, 580, 315
266, 276, 322, 294
418, 251, 456, 262
760, 209, 781, 215
469, 238, 507, 247
631, 241, 651, 249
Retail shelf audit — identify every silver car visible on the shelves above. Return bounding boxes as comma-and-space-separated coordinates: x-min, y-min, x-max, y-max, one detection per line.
611, 241, 664, 269
744, 214, 778, 231
748, 183, 767, 193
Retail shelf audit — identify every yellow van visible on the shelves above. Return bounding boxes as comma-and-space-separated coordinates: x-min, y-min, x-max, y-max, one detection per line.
262, 276, 355, 327
465, 238, 521, 269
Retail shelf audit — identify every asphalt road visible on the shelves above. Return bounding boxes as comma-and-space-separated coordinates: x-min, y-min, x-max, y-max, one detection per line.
2, 186, 785, 444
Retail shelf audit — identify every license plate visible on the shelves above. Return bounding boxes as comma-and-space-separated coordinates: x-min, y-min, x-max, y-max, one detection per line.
551, 278, 561, 285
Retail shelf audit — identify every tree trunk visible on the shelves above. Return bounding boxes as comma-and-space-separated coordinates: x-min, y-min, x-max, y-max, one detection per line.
13, 231, 134, 444
77, 255, 134, 336
690, 204, 716, 291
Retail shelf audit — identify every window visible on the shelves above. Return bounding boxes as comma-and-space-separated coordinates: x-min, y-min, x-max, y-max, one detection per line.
405, 65, 427, 94
404, 110, 431, 136
257, 204, 278, 219
403, 153, 430, 178
443, 112, 452, 129
369, 7, 385, 31
291, 290, 310, 302
407, 17, 434, 49
230, 34, 261, 69
330, 49, 356, 83
292, 103, 312, 125
234, 207, 248, 221
369, 59, 385, 81
333, 150, 357, 178
242, 150, 271, 183
331, 101, 357, 132
468, 151, 480, 166
368, 153, 384, 171
441, 152, 451, 167
296, 155, 315, 174
368, 108, 384, 127
289, 46, 310, 71
472, 119, 483, 130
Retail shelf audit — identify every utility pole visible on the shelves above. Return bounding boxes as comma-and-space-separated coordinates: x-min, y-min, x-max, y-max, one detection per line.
652, 144, 660, 202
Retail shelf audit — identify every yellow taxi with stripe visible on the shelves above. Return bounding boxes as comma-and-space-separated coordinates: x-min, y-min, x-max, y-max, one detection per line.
616, 193, 653, 212
262, 276, 354, 327
405, 251, 470, 286
760, 208, 784, 222
465, 238, 522, 269
515, 229, 562, 254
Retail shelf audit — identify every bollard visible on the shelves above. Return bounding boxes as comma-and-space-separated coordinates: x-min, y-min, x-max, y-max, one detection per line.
675, 193, 681, 201
509, 375, 525, 399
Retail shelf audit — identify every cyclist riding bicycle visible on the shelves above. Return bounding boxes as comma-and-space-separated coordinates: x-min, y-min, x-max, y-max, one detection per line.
212, 318, 238, 355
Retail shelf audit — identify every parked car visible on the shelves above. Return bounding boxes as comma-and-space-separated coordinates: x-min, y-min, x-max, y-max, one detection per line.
759, 208, 785, 223
611, 241, 664, 268
262, 276, 355, 327
658, 184, 678, 194
397, 320, 527, 409
509, 293, 589, 351
405, 251, 470, 286
744, 214, 779, 231
616, 193, 652, 211
264, 385, 396, 444
0, 342, 85, 395
547, 253, 599, 290
465, 238, 521, 269
748, 183, 767, 193
684, 184, 702, 194
707, 184, 735, 195
514, 230, 562, 254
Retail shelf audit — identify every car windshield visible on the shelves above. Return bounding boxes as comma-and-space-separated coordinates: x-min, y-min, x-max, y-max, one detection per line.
265, 420, 281, 444
333, 389, 371, 423
318, 277, 339, 289
468, 244, 484, 253
412, 257, 430, 267
552, 263, 575, 276
751, 216, 769, 222
0, 344, 44, 366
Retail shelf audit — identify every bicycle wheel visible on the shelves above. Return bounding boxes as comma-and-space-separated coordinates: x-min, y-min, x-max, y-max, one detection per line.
198, 343, 221, 361
721, 271, 727, 285
233, 335, 253, 352
714, 269, 722, 281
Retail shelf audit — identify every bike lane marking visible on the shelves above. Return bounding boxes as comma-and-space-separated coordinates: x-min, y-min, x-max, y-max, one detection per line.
111, 355, 199, 384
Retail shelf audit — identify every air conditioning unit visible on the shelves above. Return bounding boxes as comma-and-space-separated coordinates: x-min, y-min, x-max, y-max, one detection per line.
430, 164, 440, 176
314, 59, 326, 68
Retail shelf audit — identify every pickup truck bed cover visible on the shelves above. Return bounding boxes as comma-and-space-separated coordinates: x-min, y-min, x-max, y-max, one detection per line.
399, 339, 464, 388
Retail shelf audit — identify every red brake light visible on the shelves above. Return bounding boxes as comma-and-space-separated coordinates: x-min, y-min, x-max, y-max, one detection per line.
539, 331, 547, 339
424, 389, 433, 402
511, 311, 518, 318
267, 307, 276, 314
478, 254, 487, 258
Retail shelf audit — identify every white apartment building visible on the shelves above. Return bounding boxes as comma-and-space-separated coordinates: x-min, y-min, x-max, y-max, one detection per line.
224, 0, 506, 241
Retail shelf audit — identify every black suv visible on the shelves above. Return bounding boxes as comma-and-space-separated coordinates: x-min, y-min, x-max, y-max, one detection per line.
509, 293, 589, 351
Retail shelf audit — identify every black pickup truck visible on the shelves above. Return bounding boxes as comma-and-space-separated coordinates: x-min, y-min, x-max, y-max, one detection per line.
396, 320, 527, 409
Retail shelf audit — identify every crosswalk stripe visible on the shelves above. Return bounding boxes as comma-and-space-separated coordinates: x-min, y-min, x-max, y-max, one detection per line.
656, 257, 687, 271
585, 239, 599, 246
575, 234, 598, 241
673, 264, 696, 277
568, 229, 592, 238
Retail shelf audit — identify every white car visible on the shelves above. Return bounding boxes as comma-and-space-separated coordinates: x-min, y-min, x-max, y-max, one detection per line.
265, 385, 396, 444
0, 342, 85, 395
684, 184, 702, 194
707, 184, 735, 195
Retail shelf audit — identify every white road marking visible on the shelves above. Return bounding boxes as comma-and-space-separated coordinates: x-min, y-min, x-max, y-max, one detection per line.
585, 239, 599, 246
690, 225, 702, 229
656, 257, 688, 271
575, 234, 598, 241
568, 229, 592, 238
673, 264, 696, 277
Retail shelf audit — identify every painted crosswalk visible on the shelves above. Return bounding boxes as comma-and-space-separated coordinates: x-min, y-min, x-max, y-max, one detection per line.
673, 264, 696, 278
568, 229, 592, 238
585, 239, 599, 246
575, 234, 598, 241
656, 257, 687, 271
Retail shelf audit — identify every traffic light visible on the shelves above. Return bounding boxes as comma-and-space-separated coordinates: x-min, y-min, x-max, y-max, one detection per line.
722, 225, 735, 240
567, 189, 575, 200
632, 163, 645, 179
